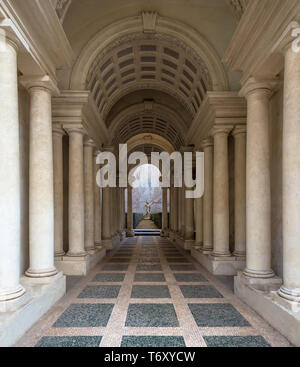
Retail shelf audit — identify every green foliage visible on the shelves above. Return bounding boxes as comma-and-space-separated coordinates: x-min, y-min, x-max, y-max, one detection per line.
150, 212, 162, 229
133, 213, 144, 229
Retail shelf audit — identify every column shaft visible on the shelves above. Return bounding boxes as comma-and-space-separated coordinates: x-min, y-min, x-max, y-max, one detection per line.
279, 43, 300, 301
84, 140, 95, 251
184, 193, 194, 240
0, 31, 25, 301
212, 128, 231, 257
67, 128, 87, 257
202, 139, 213, 251
94, 150, 102, 247
180, 187, 185, 237
127, 187, 134, 236
102, 187, 112, 241
233, 127, 247, 257
243, 80, 274, 278
172, 187, 178, 232
195, 196, 203, 246
26, 87, 57, 277
162, 188, 168, 233
53, 125, 65, 256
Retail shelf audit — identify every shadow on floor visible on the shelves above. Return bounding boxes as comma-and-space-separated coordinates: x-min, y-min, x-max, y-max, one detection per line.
66, 276, 84, 293
215, 275, 234, 293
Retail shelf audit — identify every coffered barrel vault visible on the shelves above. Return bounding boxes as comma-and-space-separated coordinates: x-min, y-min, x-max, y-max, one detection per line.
0, 0, 300, 348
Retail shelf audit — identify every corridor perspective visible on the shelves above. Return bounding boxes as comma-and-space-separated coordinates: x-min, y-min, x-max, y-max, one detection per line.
16, 237, 289, 347
1, 0, 300, 348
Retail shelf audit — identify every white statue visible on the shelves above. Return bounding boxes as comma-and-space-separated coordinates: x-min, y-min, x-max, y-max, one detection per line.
144, 200, 152, 220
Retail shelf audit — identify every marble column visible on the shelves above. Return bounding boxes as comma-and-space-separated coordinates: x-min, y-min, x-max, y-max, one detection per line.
202, 138, 213, 252
120, 188, 125, 232
53, 124, 65, 257
211, 126, 232, 257
102, 187, 112, 243
84, 139, 95, 251
233, 126, 247, 257
127, 187, 134, 236
195, 196, 203, 246
23, 80, 58, 278
279, 37, 300, 301
162, 188, 168, 235
169, 187, 173, 233
94, 150, 102, 247
180, 187, 185, 237
116, 188, 121, 236
241, 78, 276, 278
172, 187, 178, 233
66, 126, 87, 257
184, 191, 194, 241
110, 189, 115, 237
177, 187, 181, 236
0, 30, 25, 301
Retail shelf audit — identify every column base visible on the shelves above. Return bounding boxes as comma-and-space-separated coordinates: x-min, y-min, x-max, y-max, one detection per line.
278, 286, 300, 303
164, 229, 170, 237
191, 249, 245, 275
25, 267, 58, 278
54, 251, 65, 257
243, 268, 275, 279
66, 250, 88, 257
0, 272, 66, 347
201, 247, 213, 255
176, 237, 195, 250
102, 235, 121, 250
55, 248, 106, 275
169, 230, 176, 241
86, 247, 97, 255
126, 229, 135, 237
160, 229, 168, 237
233, 250, 246, 258
0, 285, 26, 304
95, 241, 102, 247
234, 272, 300, 346
118, 230, 126, 241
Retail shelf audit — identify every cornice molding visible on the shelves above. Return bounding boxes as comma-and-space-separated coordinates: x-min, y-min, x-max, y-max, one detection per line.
0, 0, 73, 79
187, 92, 246, 149
223, 0, 300, 82
52, 90, 108, 148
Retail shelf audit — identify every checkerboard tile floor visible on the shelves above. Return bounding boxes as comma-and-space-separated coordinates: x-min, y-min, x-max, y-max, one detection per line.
16, 236, 290, 347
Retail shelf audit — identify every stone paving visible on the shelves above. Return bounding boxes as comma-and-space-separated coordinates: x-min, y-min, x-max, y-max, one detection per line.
16, 236, 291, 347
